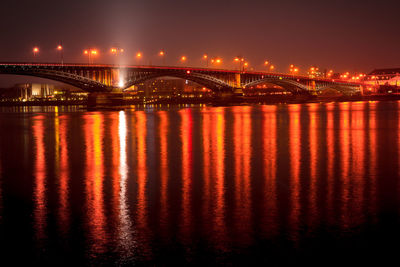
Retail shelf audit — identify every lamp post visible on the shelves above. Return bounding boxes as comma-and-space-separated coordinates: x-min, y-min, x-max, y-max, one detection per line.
289, 64, 298, 78
57, 44, 63, 65
110, 47, 124, 64
84, 48, 98, 64
210, 57, 222, 68
264, 60, 269, 71
136, 52, 142, 65
159, 50, 166, 65
203, 54, 208, 67
243, 62, 249, 72
180, 56, 187, 65
234, 57, 245, 72
33, 47, 39, 61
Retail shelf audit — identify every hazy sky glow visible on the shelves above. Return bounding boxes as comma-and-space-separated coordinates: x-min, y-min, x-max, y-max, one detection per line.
1, 0, 399, 85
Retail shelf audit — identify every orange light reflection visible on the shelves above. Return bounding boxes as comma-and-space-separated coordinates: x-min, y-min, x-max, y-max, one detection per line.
289, 104, 301, 242
211, 108, 227, 250
179, 109, 193, 243
339, 102, 350, 229
158, 111, 169, 238
84, 113, 108, 255
261, 105, 278, 238
33, 115, 47, 243
233, 106, 253, 245
308, 104, 318, 231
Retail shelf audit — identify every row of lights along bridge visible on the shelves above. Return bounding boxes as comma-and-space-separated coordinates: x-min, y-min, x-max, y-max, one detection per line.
30, 45, 261, 71
30, 45, 366, 80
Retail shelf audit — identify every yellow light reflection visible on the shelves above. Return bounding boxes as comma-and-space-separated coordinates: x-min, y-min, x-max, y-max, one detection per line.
118, 111, 134, 258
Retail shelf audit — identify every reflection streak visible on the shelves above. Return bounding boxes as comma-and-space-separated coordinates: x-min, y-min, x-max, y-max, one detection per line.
33, 115, 47, 242
211, 108, 227, 249
84, 113, 107, 255
179, 109, 193, 243
289, 105, 301, 241
326, 103, 335, 224
339, 103, 350, 229
308, 104, 318, 230
351, 104, 365, 226
58, 115, 70, 235
233, 106, 252, 245
261, 105, 278, 237
118, 111, 134, 258
159, 111, 169, 238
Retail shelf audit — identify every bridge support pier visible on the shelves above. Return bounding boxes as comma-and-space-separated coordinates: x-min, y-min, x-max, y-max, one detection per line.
87, 92, 125, 108
212, 87, 244, 103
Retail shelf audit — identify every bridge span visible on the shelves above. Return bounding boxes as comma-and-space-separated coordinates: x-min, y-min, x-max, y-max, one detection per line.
0, 63, 362, 95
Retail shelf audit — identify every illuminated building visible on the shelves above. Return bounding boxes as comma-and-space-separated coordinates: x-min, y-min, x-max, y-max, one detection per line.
365, 68, 400, 87
135, 78, 212, 98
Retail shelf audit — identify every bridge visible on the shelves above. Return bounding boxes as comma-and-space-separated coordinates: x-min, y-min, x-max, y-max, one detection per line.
0, 63, 362, 96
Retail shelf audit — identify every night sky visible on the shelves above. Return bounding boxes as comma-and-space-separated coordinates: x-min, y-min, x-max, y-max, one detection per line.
1, 0, 399, 85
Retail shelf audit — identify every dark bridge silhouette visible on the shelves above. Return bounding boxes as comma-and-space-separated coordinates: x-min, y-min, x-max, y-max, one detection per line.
0, 63, 362, 94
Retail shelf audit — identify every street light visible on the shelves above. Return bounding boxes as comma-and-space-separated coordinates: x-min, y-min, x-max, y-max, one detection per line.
289, 64, 298, 77
243, 62, 249, 71
264, 60, 270, 72
203, 54, 208, 67
270, 65, 275, 71
110, 47, 124, 55
234, 57, 245, 71
33, 47, 39, 60
84, 48, 98, 64
210, 57, 222, 68
57, 44, 63, 65
136, 52, 142, 65
180, 56, 187, 64
110, 47, 124, 64
159, 50, 166, 65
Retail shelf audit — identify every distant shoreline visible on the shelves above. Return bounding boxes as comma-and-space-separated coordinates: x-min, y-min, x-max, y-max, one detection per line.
1, 94, 400, 107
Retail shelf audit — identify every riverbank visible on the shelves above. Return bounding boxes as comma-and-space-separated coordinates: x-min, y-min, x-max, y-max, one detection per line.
2, 94, 400, 107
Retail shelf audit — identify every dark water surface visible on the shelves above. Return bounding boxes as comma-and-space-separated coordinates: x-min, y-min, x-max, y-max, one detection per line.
0, 102, 400, 265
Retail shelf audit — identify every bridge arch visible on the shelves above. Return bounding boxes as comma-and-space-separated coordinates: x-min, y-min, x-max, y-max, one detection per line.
0, 67, 112, 92
316, 84, 361, 94
244, 78, 311, 94
123, 71, 235, 92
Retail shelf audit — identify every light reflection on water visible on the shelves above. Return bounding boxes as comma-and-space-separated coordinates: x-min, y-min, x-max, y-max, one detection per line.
0, 102, 400, 264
